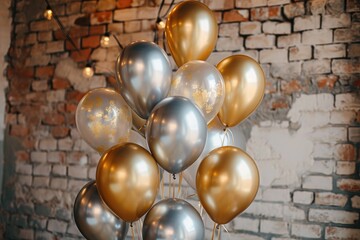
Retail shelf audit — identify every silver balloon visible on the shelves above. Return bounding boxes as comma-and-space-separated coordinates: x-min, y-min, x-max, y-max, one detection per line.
74, 181, 128, 240
143, 198, 205, 240
146, 96, 207, 174
116, 41, 172, 119
183, 117, 247, 190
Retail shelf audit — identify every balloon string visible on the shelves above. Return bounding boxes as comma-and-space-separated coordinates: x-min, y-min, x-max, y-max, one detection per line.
186, 193, 197, 198
177, 172, 183, 197
161, 172, 164, 199
168, 173, 171, 198
217, 224, 221, 240
172, 174, 175, 198
221, 127, 228, 146
227, 128, 235, 145
137, 221, 142, 240
222, 225, 231, 240
131, 224, 134, 240
211, 223, 216, 240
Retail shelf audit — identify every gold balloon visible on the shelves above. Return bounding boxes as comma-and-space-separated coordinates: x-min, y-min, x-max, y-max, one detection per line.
196, 146, 259, 224
96, 143, 159, 223
217, 55, 265, 127
165, 0, 218, 67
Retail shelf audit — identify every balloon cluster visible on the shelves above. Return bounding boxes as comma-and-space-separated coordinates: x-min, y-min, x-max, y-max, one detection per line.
74, 1, 265, 239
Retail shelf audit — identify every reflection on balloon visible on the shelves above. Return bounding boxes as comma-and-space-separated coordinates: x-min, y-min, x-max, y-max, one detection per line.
143, 198, 205, 240
146, 97, 207, 174
169, 60, 225, 123
96, 143, 159, 222
196, 146, 259, 224
165, 1, 218, 67
217, 55, 265, 127
183, 117, 246, 190
75, 88, 132, 153
116, 41, 172, 119
74, 181, 128, 240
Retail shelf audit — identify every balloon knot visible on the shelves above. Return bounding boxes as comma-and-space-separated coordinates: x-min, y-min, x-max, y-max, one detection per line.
216, 224, 220, 229
130, 223, 133, 227
173, 174, 176, 180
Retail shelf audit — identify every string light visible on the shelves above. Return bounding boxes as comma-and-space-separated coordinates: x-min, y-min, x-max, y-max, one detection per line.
100, 32, 111, 47
44, 5, 53, 20
82, 62, 94, 78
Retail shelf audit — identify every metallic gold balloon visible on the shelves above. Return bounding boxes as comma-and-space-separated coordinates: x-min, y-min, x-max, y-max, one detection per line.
116, 41, 172, 119
196, 146, 259, 224
143, 198, 205, 240
76, 88, 132, 153
146, 97, 207, 174
96, 143, 160, 223
169, 60, 225, 124
165, 1, 218, 67
217, 55, 265, 127
183, 117, 246, 190
74, 181, 129, 240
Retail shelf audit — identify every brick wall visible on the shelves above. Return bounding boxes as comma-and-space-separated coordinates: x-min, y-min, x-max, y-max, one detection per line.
1, 0, 359, 239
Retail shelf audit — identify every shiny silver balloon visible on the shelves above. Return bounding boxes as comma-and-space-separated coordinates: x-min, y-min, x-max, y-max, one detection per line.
116, 41, 172, 119
183, 116, 246, 190
146, 96, 207, 174
74, 181, 128, 240
143, 198, 205, 240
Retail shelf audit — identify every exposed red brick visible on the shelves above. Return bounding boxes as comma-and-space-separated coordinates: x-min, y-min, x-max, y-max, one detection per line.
57, 103, 66, 113
89, 25, 106, 35
269, 6, 282, 20
337, 179, 360, 192
5, 114, 17, 124
66, 90, 86, 103
54, 29, 67, 40
70, 48, 92, 62
66, 114, 76, 125
65, 39, 81, 51
116, 0, 132, 9
8, 90, 23, 103
43, 113, 65, 125
22, 137, 36, 149
35, 65, 55, 78
53, 77, 71, 90
82, 35, 100, 48
17, 67, 35, 79
69, 26, 89, 39
271, 98, 289, 110
223, 10, 249, 22
65, 103, 77, 113
10, 78, 32, 94
15, 150, 29, 161
316, 75, 338, 89
281, 80, 302, 94
52, 126, 70, 138
10, 125, 29, 137
251, 7, 269, 21
25, 92, 47, 103
91, 11, 112, 24
335, 144, 355, 161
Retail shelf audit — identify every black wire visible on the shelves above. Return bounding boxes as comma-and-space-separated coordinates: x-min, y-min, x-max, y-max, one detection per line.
112, 34, 123, 50
161, 0, 175, 18
44, 0, 80, 52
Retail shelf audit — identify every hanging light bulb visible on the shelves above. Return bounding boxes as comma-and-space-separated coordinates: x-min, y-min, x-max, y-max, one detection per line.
156, 17, 165, 31
100, 32, 111, 47
44, 6, 53, 20
82, 62, 94, 78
